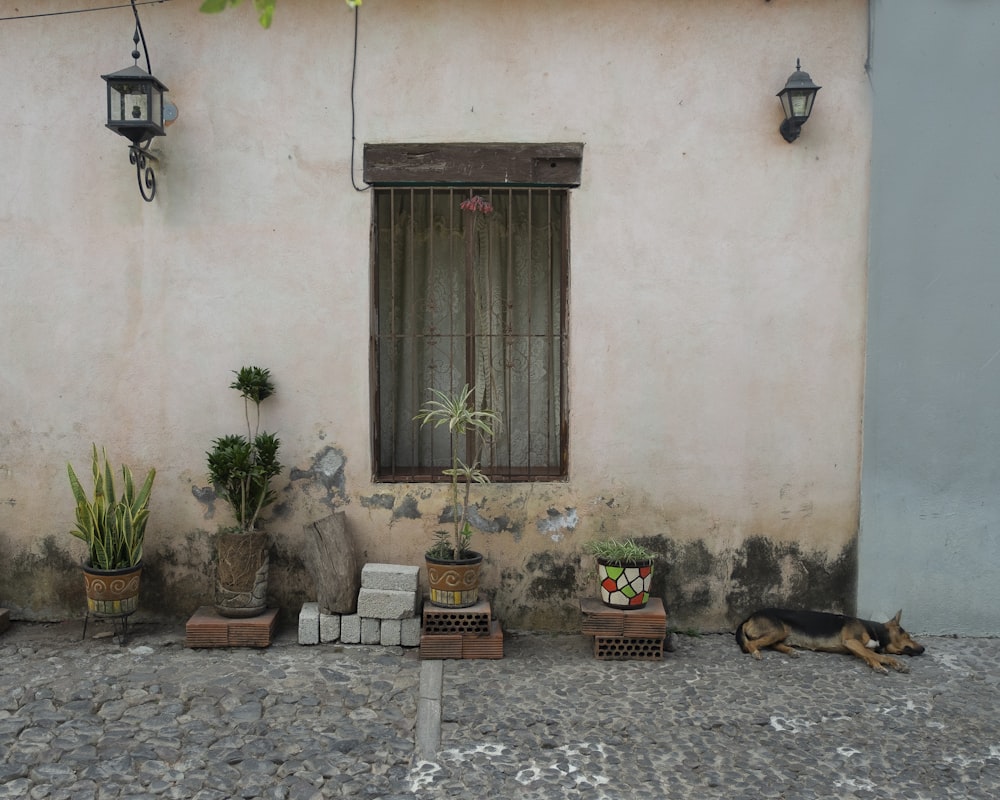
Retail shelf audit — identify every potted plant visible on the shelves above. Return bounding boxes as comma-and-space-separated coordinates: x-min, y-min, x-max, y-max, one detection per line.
583, 538, 656, 609
414, 383, 501, 608
206, 365, 282, 618
67, 444, 156, 618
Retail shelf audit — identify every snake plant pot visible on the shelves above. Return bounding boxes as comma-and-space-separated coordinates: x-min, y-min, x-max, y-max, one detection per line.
426, 551, 483, 608
215, 531, 270, 618
83, 562, 142, 617
597, 557, 653, 609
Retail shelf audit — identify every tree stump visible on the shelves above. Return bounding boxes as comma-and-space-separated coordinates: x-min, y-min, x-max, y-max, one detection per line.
303, 511, 360, 614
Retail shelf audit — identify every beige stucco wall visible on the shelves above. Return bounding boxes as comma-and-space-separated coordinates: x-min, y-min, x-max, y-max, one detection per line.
0, 0, 870, 631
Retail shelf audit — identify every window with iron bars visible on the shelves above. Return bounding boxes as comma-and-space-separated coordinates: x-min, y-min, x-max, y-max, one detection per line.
371, 186, 569, 482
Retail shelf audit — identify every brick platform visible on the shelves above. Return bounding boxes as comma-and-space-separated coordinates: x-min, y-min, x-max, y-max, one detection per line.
580, 597, 668, 660
185, 606, 279, 648
419, 599, 504, 660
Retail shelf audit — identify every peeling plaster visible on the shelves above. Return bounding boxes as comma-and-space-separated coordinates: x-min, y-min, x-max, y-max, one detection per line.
289, 446, 348, 509
536, 507, 578, 542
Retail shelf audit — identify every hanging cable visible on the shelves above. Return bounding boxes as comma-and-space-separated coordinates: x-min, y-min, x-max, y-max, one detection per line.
0, 1, 170, 24
350, 4, 370, 192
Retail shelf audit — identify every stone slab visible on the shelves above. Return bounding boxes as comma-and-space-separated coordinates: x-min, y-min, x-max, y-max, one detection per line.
341, 614, 361, 644
361, 563, 420, 593
357, 587, 418, 620
320, 612, 341, 643
361, 617, 381, 644
380, 619, 402, 646
298, 602, 320, 645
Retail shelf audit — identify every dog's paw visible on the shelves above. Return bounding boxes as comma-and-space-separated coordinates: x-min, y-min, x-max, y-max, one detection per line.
787, 649, 800, 659
890, 660, 909, 674
751, 650, 763, 661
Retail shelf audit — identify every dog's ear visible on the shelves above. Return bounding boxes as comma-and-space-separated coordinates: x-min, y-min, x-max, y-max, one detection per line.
891, 610, 903, 625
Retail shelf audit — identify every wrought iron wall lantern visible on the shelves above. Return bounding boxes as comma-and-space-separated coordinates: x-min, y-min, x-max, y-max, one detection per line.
102, 17, 168, 201
777, 59, 821, 143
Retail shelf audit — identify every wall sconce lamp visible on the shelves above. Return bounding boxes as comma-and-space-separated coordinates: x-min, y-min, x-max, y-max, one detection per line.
102, 22, 168, 201
777, 59, 821, 143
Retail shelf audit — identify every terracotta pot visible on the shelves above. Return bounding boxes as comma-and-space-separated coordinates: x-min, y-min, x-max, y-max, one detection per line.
215, 531, 270, 618
426, 551, 483, 608
82, 562, 142, 617
597, 558, 653, 609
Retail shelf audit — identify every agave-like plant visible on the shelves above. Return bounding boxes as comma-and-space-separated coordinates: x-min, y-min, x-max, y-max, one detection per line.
414, 383, 501, 561
67, 445, 156, 571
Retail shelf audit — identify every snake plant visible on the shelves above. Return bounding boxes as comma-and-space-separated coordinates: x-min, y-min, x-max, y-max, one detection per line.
67, 445, 156, 570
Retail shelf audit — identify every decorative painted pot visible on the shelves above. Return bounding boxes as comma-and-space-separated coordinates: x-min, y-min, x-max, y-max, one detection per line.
83, 562, 142, 617
215, 531, 270, 618
597, 558, 653, 609
426, 551, 483, 608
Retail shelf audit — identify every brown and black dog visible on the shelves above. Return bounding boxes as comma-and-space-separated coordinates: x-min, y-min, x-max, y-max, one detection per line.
736, 608, 925, 674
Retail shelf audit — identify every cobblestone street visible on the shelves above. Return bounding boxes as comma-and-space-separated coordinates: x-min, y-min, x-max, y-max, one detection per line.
1, 620, 999, 798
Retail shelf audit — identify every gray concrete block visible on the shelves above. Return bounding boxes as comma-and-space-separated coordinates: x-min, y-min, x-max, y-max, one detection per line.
356, 587, 418, 620
361, 617, 381, 644
320, 613, 341, 643
361, 563, 421, 593
380, 619, 402, 646
401, 616, 422, 647
341, 614, 361, 644
298, 602, 320, 645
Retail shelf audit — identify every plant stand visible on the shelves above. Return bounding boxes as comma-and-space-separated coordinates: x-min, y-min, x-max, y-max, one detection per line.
185, 606, 279, 648
82, 609, 135, 646
419, 597, 504, 659
580, 597, 668, 661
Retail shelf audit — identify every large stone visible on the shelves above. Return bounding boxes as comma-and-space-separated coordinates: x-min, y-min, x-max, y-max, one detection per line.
356, 588, 418, 620
303, 512, 360, 614
361, 563, 420, 593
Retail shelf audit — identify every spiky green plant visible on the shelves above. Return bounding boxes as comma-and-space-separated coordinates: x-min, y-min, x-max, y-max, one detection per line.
583, 538, 656, 566
67, 445, 156, 570
414, 384, 501, 561
206, 366, 282, 533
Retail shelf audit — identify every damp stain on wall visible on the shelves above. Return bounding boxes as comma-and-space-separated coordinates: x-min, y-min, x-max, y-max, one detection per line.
289, 446, 348, 509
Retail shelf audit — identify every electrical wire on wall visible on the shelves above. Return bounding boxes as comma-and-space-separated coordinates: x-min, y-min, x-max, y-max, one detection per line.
349, 4, 370, 192
0, 1, 170, 23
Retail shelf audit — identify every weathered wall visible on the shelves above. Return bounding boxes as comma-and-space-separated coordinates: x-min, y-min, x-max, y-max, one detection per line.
0, 0, 870, 632
860, 0, 1000, 634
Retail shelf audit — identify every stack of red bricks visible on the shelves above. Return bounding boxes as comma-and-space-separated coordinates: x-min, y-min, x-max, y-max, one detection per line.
580, 597, 668, 660
419, 597, 504, 660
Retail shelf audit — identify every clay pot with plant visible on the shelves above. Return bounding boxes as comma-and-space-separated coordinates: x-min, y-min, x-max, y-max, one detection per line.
583, 538, 656, 610
206, 366, 282, 618
67, 444, 156, 620
414, 383, 501, 608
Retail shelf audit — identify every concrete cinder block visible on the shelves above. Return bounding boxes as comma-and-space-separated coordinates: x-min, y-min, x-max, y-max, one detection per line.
356, 587, 418, 620
381, 619, 402, 646
401, 616, 422, 648
341, 614, 361, 644
361, 617, 381, 645
361, 563, 421, 593
298, 602, 320, 645
320, 613, 341, 643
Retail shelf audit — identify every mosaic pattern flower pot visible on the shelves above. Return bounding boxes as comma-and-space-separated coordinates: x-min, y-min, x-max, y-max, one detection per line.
597, 558, 652, 609
426, 551, 483, 608
83, 562, 142, 617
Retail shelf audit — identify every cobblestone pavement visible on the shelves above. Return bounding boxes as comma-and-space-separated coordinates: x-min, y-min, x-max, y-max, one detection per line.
2, 619, 999, 799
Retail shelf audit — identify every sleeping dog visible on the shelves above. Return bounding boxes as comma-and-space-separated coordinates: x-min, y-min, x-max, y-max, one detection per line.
736, 608, 925, 674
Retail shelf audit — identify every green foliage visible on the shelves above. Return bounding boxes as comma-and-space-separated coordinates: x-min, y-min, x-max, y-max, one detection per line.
414, 384, 500, 561
206, 366, 282, 533
200, 0, 362, 29
583, 538, 656, 566
67, 445, 156, 570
